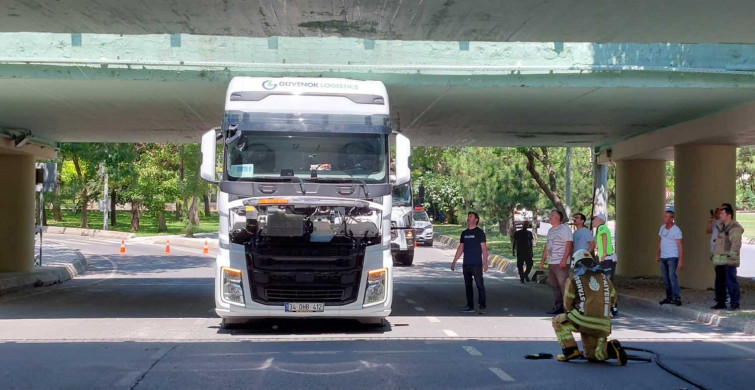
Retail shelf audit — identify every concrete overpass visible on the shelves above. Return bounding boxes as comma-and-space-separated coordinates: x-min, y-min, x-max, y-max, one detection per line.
3, 0, 755, 290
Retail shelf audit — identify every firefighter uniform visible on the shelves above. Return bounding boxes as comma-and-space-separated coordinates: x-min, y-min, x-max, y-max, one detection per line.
552, 250, 624, 364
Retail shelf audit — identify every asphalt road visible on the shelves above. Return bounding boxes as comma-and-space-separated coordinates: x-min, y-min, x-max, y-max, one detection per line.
1, 234, 753, 389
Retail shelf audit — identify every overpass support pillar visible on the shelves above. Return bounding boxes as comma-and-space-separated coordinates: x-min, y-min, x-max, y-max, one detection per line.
615, 159, 666, 278
674, 144, 736, 289
0, 154, 36, 273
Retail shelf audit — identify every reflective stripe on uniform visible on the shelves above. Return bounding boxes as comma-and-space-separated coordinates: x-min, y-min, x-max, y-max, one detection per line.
567, 310, 611, 333
594, 338, 607, 361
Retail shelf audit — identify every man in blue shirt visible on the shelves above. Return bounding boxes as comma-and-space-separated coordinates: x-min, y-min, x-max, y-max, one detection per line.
451, 212, 489, 314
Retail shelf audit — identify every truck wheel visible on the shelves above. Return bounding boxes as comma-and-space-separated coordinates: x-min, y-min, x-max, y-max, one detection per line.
426, 239, 433, 247
221, 318, 247, 330
359, 317, 387, 327
398, 252, 414, 266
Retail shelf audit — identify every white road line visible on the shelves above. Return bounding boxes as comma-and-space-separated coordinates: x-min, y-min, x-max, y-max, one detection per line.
443, 329, 458, 337
414, 306, 426, 312
405, 299, 416, 304
462, 346, 482, 356
426, 316, 441, 323
489, 367, 515, 382
0, 255, 118, 304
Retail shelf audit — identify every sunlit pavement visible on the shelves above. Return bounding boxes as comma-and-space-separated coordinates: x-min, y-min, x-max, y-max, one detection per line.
0, 234, 753, 389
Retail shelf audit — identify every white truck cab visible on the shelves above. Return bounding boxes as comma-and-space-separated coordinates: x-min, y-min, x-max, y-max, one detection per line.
200, 77, 411, 328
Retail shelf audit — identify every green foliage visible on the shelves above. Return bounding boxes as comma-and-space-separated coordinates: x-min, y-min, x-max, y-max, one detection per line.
46, 210, 219, 237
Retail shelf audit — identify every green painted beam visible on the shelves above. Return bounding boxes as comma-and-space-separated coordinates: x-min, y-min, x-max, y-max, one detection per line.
1, 33, 755, 89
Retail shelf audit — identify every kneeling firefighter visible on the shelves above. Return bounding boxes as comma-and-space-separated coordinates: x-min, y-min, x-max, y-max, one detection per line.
552, 249, 627, 365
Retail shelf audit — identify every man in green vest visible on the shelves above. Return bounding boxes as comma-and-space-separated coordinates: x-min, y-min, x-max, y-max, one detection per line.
592, 214, 618, 317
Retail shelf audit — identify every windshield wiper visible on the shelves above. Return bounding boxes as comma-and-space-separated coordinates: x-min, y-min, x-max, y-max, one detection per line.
307, 178, 370, 197
246, 176, 306, 195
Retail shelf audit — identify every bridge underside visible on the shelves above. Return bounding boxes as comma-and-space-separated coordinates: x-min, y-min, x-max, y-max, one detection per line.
2, 34, 755, 147
3, 75, 755, 147
3, 0, 755, 44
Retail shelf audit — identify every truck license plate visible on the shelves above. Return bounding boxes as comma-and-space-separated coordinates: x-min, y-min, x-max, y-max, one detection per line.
285, 303, 324, 312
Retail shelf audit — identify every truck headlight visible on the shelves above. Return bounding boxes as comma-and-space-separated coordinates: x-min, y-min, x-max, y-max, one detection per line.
222, 267, 245, 305
364, 268, 387, 307
405, 230, 414, 239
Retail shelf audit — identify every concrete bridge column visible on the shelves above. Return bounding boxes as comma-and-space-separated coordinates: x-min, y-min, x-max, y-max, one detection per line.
615, 159, 666, 278
0, 153, 36, 273
674, 144, 736, 289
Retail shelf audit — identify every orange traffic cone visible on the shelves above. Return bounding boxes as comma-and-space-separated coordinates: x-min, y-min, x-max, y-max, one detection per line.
165, 239, 171, 254
203, 240, 209, 255
119, 239, 126, 254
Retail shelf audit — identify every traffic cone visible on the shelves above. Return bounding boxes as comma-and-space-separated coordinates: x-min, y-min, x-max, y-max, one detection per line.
119, 239, 126, 254
203, 240, 209, 255
165, 239, 171, 254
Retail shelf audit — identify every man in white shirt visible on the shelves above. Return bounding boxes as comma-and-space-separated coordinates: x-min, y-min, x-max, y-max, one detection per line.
656, 210, 683, 306
540, 209, 573, 314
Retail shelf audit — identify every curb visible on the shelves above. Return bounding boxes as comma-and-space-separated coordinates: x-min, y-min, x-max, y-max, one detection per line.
432, 232, 519, 278
141, 236, 219, 250
0, 250, 88, 295
43, 226, 135, 239
619, 293, 755, 335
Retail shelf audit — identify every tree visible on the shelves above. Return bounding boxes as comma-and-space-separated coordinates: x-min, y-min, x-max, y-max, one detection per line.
519, 147, 566, 217
59, 144, 106, 228
132, 144, 180, 232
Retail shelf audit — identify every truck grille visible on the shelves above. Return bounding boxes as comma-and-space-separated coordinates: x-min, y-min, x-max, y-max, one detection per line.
247, 237, 364, 306
265, 288, 345, 302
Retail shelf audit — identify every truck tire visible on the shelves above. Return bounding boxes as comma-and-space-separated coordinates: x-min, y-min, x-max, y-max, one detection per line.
359, 317, 387, 327
426, 239, 433, 247
221, 318, 247, 330
398, 251, 414, 266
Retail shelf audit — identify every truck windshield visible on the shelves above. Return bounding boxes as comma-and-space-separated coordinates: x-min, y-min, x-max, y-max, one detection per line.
413, 211, 430, 222
392, 184, 412, 206
226, 131, 388, 183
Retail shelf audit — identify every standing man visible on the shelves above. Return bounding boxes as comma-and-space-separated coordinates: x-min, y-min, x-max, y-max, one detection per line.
593, 213, 618, 317
451, 212, 489, 314
711, 204, 743, 311
541, 209, 573, 315
572, 213, 595, 253
513, 222, 534, 283
657, 210, 683, 306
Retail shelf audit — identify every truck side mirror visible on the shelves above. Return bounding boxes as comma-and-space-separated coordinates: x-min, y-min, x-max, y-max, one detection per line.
200, 128, 220, 184
394, 133, 411, 186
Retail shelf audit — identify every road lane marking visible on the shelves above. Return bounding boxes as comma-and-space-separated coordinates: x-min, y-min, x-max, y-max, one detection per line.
414, 306, 426, 312
489, 367, 515, 382
0, 255, 118, 304
462, 346, 482, 356
443, 329, 458, 337
426, 316, 441, 323
405, 299, 416, 304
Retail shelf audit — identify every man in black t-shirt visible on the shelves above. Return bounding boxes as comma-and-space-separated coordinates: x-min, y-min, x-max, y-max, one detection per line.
451, 212, 489, 314
513, 222, 534, 283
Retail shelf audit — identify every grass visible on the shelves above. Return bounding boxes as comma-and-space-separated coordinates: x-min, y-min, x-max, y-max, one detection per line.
736, 213, 755, 239
45, 210, 220, 237
433, 223, 546, 264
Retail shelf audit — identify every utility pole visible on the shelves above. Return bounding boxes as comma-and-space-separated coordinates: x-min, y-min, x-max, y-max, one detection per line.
101, 163, 109, 230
